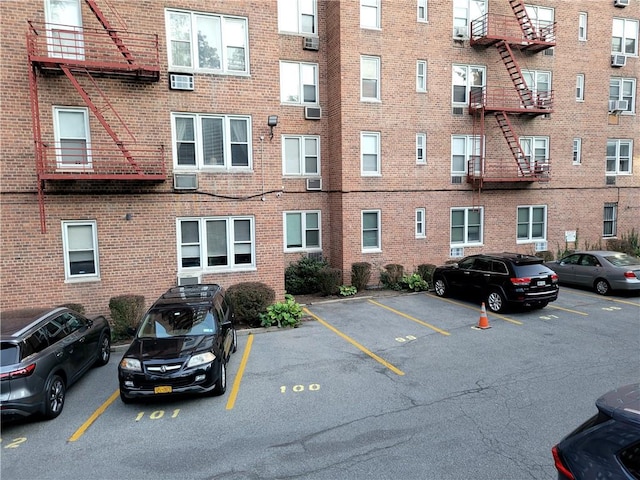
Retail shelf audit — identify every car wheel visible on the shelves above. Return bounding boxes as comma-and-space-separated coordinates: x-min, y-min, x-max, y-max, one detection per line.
594, 279, 610, 296
95, 333, 111, 367
232, 328, 237, 353
119, 390, 133, 404
486, 290, 505, 313
433, 277, 448, 297
43, 374, 65, 420
212, 360, 227, 396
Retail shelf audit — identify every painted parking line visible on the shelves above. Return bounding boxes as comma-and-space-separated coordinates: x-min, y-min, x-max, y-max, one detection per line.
547, 304, 589, 316
367, 299, 450, 336
303, 307, 405, 376
226, 333, 253, 410
559, 288, 640, 307
68, 389, 119, 442
427, 294, 523, 325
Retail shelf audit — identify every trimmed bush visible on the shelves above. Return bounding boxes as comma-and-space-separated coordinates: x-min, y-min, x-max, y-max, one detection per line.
416, 264, 437, 288
59, 303, 85, 314
226, 282, 275, 327
109, 294, 145, 342
380, 264, 404, 290
351, 262, 372, 292
285, 255, 329, 294
317, 267, 342, 296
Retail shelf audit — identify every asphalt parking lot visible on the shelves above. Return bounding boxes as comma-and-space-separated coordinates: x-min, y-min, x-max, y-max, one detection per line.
2, 287, 638, 480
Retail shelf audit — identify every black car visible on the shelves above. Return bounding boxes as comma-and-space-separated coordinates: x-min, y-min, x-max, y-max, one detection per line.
1, 307, 111, 420
552, 384, 640, 480
432, 253, 559, 312
118, 284, 237, 403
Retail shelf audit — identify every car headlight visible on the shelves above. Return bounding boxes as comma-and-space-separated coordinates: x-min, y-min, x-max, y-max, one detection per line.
187, 352, 215, 368
120, 358, 142, 372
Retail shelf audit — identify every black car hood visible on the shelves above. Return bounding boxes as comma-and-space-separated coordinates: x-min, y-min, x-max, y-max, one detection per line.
125, 335, 214, 360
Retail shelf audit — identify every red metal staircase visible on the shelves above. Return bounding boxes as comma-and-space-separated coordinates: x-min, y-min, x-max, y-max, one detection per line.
494, 112, 531, 175
508, 0, 537, 40
496, 41, 534, 107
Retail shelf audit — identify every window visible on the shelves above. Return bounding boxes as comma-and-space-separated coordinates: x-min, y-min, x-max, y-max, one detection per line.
280, 61, 318, 105
62, 221, 99, 280
277, 0, 316, 34
578, 12, 587, 41
283, 136, 320, 175
362, 210, 381, 251
361, 0, 380, 29
284, 211, 321, 251
517, 206, 547, 242
178, 217, 255, 271
606, 139, 633, 175
603, 203, 618, 237
416, 60, 427, 92
361, 56, 380, 101
451, 135, 481, 174
522, 69, 552, 104
576, 74, 584, 101
415, 208, 426, 238
609, 78, 636, 114
519, 136, 549, 172
450, 207, 483, 246
453, 0, 486, 34
53, 107, 91, 168
612, 18, 638, 55
525, 5, 555, 40
573, 138, 582, 165
166, 10, 248, 74
45, 0, 84, 60
361, 132, 380, 175
452, 64, 485, 105
416, 133, 427, 164
418, 0, 428, 22
172, 113, 251, 170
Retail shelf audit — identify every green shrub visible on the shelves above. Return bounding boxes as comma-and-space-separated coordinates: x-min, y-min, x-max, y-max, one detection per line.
351, 262, 371, 291
607, 229, 640, 256
109, 294, 145, 342
226, 282, 275, 327
285, 255, 329, 294
380, 264, 404, 290
416, 264, 437, 288
535, 250, 554, 262
260, 294, 304, 328
339, 285, 357, 297
59, 303, 85, 314
316, 267, 342, 296
401, 273, 428, 292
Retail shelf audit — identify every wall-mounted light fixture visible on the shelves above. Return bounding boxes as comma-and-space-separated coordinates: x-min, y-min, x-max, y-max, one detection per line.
267, 115, 278, 140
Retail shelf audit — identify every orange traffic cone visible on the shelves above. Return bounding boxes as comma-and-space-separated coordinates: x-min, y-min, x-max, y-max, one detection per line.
477, 302, 491, 329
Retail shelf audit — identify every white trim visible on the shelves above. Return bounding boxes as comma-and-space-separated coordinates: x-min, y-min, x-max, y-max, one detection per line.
53, 106, 92, 169
362, 209, 382, 252
415, 208, 426, 238
361, 131, 381, 176
516, 205, 548, 243
450, 207, 484, 247
62, 220, 100, 281
283, 210, 322, 252
282, 135, 321, 176
361, 55, 381, 101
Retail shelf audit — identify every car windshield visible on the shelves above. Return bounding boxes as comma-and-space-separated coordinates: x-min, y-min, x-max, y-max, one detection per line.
137, 306, 216, 338
604, 254, 640, 267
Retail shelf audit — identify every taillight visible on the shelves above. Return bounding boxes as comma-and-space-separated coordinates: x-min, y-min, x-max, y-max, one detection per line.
510, 277, 531, 286
551, 273, 558, 283
0, 363, 36, 381
623, 271, 636, 279
552, 445, 575, 480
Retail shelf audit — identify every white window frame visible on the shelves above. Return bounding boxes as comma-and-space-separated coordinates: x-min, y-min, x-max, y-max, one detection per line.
362, 210, 381, 252
177, 217, 256, 272
450, 207, 483, 247
277, 0, 317, 35
361, 55, 381, 101
416, 60, 427, 92
171, 113, 252, 170
521, 69, 552, 104
576, 74, 584, 101
416, 133, 427, 164
53, 106, 92, 169
62, 220, 99, 281
451, 135, 481, 175
45, 0, 84, 60
609, 77, 636, 114
525, 5, 555, 41
360, 0, 380, 29
415, 208, 426, 238
418, 0, 428, 23
453, 0, 487, 31
283, 135, 320, 176
612, 18, 638, 56
283, 211, 322, 252
578, 12, 587, 41
516, 205, 547, 243
606, 139, 633, 175
573, 138, 582, 165
361, 132, 381, 176
452, 64, 486, 106
603, 203, 618, 238
280, 61, 319, 105
519, 136, 549, 172
165, 9, 249, 74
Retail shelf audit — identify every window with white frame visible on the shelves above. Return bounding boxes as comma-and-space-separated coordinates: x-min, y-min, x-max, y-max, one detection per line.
609, 77, 636, 114
172, 113, 251, 169
517, 205, 547, 242
452, 64, 485, 105
578, 12, 587, 41
283, 136, 320, 175
418, 0, 428, 22
361, 132, 380, 175
284, 211, 321, 251
178, 217, 255, 271
45, 0, 84, 60
415, 208, 426, 238
450, 207, 483, 246
453, 0, 486, 36
573, 138, 582, 165
362, 210, 381, 251
360, 0, 380, 29
519, 136, 549, 172
361, 56, 380, 101
576, 74, 584, 101
612, 18, 638, 55
53, 106, 91, 167
416, 133, 427, 164
62, 221, 99, 280
166, 10, 248, 74
280, 61, 318, 104
451, 135, 481, 174
522, 69, 552, 104
606, 139, 632, 175
525, 5, 555, 40
277, 0, 316, 35
603, 203, 618, 238
416, 60, 427, 92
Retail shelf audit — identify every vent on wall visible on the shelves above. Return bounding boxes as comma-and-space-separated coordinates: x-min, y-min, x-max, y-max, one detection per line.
611, 54, 626, 67
302, 36, 319, 51
305, 106, 322, 120
452, 107, 464, 115
614, 0, 629, 7
606, 176, 616, 185
543, 48, 554, 56
535, 241, 548, 252
451, 176, 463, 184
306, 178, 322, 190
450, 247, 464, 258
169, 74, 195, 90
173, 173, 198, 190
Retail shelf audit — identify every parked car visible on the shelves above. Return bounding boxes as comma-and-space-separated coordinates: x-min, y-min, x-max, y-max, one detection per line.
118, 284, 237, 404
432, 253, 559, 313
0, 307, 111, 420
552, 383, 640, 480
545, 251, 640, 295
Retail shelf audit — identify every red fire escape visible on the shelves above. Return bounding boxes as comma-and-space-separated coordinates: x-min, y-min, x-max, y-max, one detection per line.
467, 0, 556, 190
27, 0, 165, 232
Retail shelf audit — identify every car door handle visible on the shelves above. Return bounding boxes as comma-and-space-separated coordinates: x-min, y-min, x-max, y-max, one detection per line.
56, 351, 63, 358
78, 337, 85, 343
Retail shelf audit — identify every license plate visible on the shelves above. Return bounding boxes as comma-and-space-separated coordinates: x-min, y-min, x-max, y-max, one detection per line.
154, 386, 172, 394
537, 280, 546, 286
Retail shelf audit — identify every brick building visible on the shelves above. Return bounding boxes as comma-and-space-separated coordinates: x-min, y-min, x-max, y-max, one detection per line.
1, 0, 638, 315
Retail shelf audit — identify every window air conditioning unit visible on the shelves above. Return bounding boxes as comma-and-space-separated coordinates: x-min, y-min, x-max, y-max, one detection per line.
306, 178, 322, 191
169, 74, 195, 91
177, 275, 200, 286
304, 106, 322, 120
535, 241, 548, 252
608, 100, 628, 112
452, 107, 464, 115
606, 176, 616, 185
453, 26, 468, 39
450, 247, 464, 258
173, 173, 198, 190
302, 36, 319, 51
611, 54, 626, 67
614, 0, 629, 7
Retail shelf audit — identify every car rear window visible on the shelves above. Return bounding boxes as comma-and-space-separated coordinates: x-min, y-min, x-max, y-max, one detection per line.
605, 254, 640, 267
619, 440, 640, 478
0, 343, 19, 365
512, 264, 553, 277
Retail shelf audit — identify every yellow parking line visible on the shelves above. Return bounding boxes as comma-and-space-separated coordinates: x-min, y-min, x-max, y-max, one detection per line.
547, 304, 589, 316
68, 389, 119, 442
561, 289, 640, 307
428, 294, 523, 325
226, 333, 253, 410
303, 308, 405, 376
367, 299, 450, 335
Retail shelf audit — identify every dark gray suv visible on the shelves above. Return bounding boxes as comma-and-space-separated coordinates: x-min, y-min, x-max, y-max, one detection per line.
1, 307, 111, 420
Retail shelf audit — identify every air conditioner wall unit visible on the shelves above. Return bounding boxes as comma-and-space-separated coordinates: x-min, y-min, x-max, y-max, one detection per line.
177, 275, 200, 286
451, 176, 463, 184
453, 26, 468, 39
535, 241, 548, 252
302, 36, 319, 51
450, 247, 464, 258
609, 100, 628, 112
173, 173, 198, 190
306, 178, 322, 191
614, 0, 629, 7
304, 106, 322, 120
169, 73, 195, 91
611, 54, 626, 67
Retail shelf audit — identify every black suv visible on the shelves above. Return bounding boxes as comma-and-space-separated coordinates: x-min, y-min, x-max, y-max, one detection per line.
432, 253, 559, 312
118, 284, 236, 403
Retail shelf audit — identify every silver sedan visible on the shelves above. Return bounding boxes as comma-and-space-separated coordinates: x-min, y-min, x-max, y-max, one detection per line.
545, 250, 640, 295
